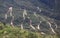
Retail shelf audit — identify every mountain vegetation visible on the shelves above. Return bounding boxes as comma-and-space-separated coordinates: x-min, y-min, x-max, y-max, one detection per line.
0, 22, 60, 38
0, 0, 60, 38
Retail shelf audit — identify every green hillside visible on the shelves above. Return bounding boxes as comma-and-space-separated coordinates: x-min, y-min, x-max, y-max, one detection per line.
0, 22, 59, 38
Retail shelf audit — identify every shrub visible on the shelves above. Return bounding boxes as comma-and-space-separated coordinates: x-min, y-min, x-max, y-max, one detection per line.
0, 22, 60, 38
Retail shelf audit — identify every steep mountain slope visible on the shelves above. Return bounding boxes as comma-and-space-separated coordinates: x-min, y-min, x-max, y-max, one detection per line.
0, 0, 60, 20
0, 0, 60, 34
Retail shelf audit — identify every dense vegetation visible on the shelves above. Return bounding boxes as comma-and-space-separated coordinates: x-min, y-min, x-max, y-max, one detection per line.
0, 22, 59, 38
